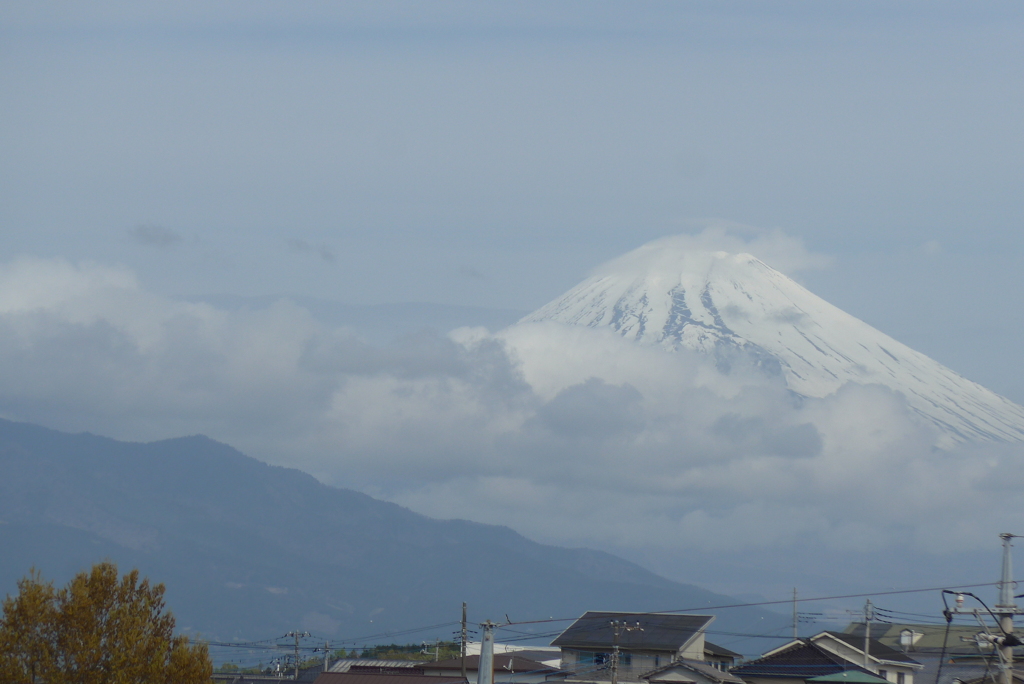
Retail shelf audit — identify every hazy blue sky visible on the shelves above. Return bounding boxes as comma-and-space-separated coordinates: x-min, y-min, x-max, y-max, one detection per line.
4, 2, 1024, 397
4, 2, 1024, 599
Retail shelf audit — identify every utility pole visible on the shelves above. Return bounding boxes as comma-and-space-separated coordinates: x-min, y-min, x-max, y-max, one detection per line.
863, 600, 873, 670
462, 603, 468, 681
793, 588, 798, 639
949, 534, 1024, 684
285, 631, 310, 681
478, 622, 495, 684
997, 533, 1018, 684
610, 621, 643, 684
324, 641, 330, 673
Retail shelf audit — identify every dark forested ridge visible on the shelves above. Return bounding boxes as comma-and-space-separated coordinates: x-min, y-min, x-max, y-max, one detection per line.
0, 418, 784, 648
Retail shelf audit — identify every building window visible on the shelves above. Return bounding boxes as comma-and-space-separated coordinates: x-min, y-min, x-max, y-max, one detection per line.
620, 654, 632, 667
897, 673, 905, 684
879, 670, 888, 681
654, 656, 660, 668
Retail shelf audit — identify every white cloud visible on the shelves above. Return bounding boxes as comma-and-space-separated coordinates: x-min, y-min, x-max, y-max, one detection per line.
0, 256, 1020, 595
594, 223, 833, 279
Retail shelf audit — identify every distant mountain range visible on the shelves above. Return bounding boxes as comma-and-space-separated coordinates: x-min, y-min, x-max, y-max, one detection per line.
0, 418, 785, 652
521, 240, 1024, 444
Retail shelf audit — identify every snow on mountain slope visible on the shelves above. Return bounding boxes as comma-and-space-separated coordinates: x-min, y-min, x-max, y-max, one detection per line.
520, 242, 1024, 444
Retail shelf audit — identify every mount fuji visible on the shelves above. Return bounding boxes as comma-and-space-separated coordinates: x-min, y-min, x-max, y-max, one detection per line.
519, 238, 1024, 445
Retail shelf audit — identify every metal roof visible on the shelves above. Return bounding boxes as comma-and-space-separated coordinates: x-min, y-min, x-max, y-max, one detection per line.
551, 612, 715, 652
330, 661, 425, 674
818, 632, 920, 665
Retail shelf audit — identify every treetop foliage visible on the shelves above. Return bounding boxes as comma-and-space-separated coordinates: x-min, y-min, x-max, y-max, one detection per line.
0, 562, 212, 684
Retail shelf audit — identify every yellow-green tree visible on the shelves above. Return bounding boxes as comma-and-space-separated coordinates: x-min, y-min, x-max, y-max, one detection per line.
0, 562, 211, 684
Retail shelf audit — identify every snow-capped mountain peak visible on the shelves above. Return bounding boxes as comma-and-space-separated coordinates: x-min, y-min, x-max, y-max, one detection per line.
520, 241, 1024, 444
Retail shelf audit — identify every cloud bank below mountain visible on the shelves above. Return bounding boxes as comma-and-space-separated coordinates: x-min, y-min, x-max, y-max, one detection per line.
0, 245, 1019, 597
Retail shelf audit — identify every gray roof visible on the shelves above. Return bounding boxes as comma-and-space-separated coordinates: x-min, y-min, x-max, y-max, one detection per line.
732, 640, 876, 679
642, 659, 744, 684
841, 623, 993, 655
808, 672, 891, 684
819, 632, 919, 665
426, 656, 560, 674
551, 612, 714, 652
330, 661, 425, 673
313, 675, 466, 684
704, 641, 741, 659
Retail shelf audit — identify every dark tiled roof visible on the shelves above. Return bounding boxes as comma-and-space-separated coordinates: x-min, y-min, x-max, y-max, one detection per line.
819, 632, 919, 664
731, 641, 875, 679
705, 641, 742, 659
313, 674, 467, 684
426, 656, 559, 673
552, 612, 714, 652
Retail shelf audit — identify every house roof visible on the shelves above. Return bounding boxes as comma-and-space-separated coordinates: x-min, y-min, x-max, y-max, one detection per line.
704, 642, 741, 659
731, 640, 877, 679
426, 655, 560, 674
807, 672, 891, 684
551, 612, 715, 652
642, 659, 745, 684
815, 632, 919, 665
215, 664, 324, 683
330, 661, 425, 674
313, 674, 467, 684
840, 623, 990, 654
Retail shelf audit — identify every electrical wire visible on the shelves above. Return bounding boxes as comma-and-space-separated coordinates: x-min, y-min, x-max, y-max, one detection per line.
873, 607, 947, 621
501, 582, 1000, 628
201, 579, 1005, 671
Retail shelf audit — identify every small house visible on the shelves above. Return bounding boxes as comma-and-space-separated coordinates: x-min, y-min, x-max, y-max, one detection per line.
551, 611, 716, 683
731, 632, 921, 684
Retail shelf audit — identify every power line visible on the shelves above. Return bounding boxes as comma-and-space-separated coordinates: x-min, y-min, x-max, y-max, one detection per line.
199, 579, 1004, 664
501, 581, 1001, 628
